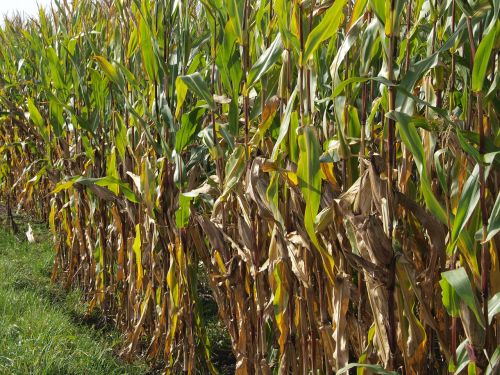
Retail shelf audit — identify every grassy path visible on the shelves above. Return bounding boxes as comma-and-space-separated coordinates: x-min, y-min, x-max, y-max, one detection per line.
0, 219, 150, 375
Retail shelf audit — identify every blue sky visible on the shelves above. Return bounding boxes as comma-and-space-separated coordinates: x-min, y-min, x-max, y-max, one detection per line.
0, 0, 54, 18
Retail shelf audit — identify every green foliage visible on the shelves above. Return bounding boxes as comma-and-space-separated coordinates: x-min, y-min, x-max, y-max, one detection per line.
1, 0, 499, 373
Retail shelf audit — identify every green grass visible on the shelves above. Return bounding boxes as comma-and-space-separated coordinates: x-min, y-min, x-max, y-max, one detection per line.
0, 218, 150, 375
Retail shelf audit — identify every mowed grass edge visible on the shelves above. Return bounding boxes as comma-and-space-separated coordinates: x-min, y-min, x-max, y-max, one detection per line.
0, 217, 150, 375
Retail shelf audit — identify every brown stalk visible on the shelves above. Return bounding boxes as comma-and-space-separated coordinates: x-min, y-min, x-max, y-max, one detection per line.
386, 0, 398, 368
404, 0, 412, 74
478, 91, 490, 354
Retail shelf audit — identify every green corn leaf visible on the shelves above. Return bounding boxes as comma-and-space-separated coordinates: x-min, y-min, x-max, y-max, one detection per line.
440, 277, 460, 317
450, 165, 480, 247
449, 339, 471, 373
115, 113, 128, 161
297, 126, 335, 282
94, 55, 124, 87
486, 346, 500, 375
302, 0, 347, 65
175, 107, 204, 152
175, 76, 189, 119
180, 73, 216, 110
51, 176, 80, 194
139, 16, 158, 82
489, 292, 500, 324
27, 98, 48, 142
390, 111, 447, 224
337, 363, 397, 375
472, 21, 498, 93
52, 175, 139, 203
106, 148, 120, 195
331, 76, 393, 99
297, 126, 321, 246
485, 193, 500, 242
225, 0, 244, 44
272, 88, 297, 160
441, 268, 484, 328
222, 145, 246, 197
248, 33, 283, 87
369, 0, 386, 25
455, 0, 474, 16
175, 194, 193, 228
347, 0, 368, 31
330, 17, 363, 85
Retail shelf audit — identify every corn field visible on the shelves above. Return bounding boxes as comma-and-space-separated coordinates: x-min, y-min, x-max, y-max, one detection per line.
0, 0, 499, 373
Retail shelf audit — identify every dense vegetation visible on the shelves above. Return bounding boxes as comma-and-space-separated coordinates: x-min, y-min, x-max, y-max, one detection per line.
0, 0, 499, 373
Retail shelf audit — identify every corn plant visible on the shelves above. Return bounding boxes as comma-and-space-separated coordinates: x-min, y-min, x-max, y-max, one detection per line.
0, 0, 499, 373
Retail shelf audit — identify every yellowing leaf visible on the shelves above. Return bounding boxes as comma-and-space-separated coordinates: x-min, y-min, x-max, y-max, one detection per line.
133, 224, 143, 289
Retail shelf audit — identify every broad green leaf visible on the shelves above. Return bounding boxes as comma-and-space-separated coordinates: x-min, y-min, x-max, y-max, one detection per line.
297, 126, 335, 282
441, 268, 484, 328
115, 114, 128, 160
472, 21, 498, 93
180, 73, 215, 110
390, 111, 447, 224
273, 261, 289, 353
456, 129, 482, 164
297, 127, 321, 243
272, 88, 297, 160
225, 0, 244, 44
60, 175, 140, 203
302, 0, 347, 65
48, 97, 63, 137
468, 362, 477, 375
289, 110, 299, 163
440, 277, 460, 317
486, 346, 500, 375
274, 0, 299, 50
27, 98, 48, 142
175, 194, 192, 228
175, 108, 204, 152
175, 76, 188, 119
485, 193, 500, 242
449, 338, 472, 373
347, 0, 368, 31
51, 176, 80, 194
455, 0, 474, 16
106, 148, 120, 195
337, 363, 397, 375
450, 165, 480, 247
139, 16, 158, 82
94, 55, 124, 87
331, 76, 393, 98
266, 171, 284, 225
369, 0, 386, 25
222, 145, 246, 197
46, 47, 65, 90
489, 292, 500, 324
82, 136, 95, 163
330, 17, 363, 85
248, 33, 283, 87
